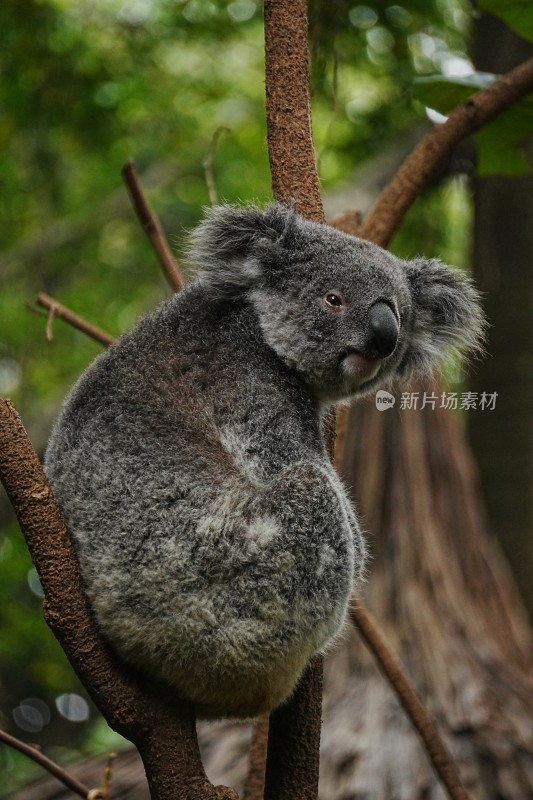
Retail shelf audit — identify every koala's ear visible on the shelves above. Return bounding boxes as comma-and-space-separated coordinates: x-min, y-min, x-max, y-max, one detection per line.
399, 259, 485, 377
186, 202, 298, 297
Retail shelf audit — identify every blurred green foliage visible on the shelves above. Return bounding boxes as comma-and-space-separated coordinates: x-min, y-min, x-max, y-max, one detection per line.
478, 0, 533, 42
0, 0, 520, 793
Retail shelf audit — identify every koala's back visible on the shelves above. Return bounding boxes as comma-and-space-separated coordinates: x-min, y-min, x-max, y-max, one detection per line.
44, 283, 355, 718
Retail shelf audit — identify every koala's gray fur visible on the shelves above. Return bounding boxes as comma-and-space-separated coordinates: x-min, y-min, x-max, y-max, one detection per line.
44, 203, 483, 719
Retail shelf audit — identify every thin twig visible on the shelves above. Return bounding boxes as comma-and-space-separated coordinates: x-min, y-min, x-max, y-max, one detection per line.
122, 159, 184, 292
0, 728, 97, 800
97, 752, 117, 800
242, 717, 269, 800
351, 599, 470, 800
37, 293, 117, 347
45, 304, 58, 342
203, 127, 230, 207
361, 55, 533, 247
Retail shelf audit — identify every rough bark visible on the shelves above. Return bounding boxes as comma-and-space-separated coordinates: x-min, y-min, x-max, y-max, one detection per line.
263, 2, 324, 797
264, 0, 323, 224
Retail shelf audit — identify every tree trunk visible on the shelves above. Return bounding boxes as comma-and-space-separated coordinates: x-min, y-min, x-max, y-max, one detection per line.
469, 14, 533, 621
326, 388, 533, 799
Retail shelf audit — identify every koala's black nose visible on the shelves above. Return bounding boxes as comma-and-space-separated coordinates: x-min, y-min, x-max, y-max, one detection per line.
366, 301, 399, 358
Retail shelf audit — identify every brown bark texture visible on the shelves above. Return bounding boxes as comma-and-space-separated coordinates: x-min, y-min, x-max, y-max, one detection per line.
262, 1, 325, 798
264, 0, 324, 224
264, 659, 323, 800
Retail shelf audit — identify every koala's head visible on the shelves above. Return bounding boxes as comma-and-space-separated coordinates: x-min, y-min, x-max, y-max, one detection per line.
188, 203, 484, 403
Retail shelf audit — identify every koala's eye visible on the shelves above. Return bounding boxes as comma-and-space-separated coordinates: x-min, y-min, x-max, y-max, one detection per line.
323, 292, 346, 312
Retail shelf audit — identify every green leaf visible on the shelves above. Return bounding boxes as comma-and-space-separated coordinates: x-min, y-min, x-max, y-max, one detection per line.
414, 74, 533, 176
477, 0, 533, 43
414, 73, 497, 113
476, 104, 533, 176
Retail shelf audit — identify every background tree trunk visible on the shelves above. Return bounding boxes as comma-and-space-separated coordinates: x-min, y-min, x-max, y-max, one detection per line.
325, 388, 533, 799
469, 14, 533, 621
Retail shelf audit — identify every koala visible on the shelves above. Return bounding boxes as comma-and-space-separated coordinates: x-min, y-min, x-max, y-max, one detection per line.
44, 203, 483, 719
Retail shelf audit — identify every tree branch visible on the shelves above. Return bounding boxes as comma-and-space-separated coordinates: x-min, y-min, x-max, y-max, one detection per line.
264, 659, 323, 800
0, 729, 95, 800
2, 161, 184, 285
264, 0, 323, 224
99, 752, 117, 800
361, 56, 533, 247
262, 2, 325, 798
0, 399, 236, 800
204, 127, 230, 207
37, 294, 117, 347
37, 163, 185, 349
122, 160, 184, 292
